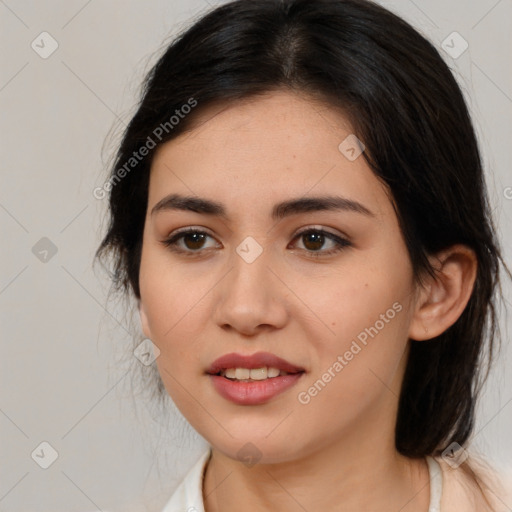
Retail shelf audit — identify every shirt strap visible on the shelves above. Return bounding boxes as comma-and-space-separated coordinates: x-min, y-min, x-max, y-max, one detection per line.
426, 456, 443, 512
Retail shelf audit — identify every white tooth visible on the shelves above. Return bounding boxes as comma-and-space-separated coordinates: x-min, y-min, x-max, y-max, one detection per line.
250, 367, 268, 380
267, 367, 280, 378
223, 367, 284, 380
225, 368, 236, 379
235, 368, 250, 380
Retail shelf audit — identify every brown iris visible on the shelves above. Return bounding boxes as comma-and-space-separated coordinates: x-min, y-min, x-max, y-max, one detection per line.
183, 232, 207, 250
302, 232, 325, 251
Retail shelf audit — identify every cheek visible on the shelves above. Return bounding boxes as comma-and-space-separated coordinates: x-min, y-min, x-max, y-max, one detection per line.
295, 292, 410, 434
292, 249, 414, 399
140, 243, 201, 325
291, 259, 411, 343
138, 250, 211, 368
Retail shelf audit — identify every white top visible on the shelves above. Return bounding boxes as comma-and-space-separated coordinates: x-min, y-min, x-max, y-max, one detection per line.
161, 449, 443, 512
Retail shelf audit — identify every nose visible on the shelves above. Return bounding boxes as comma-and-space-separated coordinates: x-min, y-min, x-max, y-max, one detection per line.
212, 247, 289, 336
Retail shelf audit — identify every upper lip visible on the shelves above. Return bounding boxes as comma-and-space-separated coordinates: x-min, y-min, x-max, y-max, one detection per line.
206, 352, 306, 375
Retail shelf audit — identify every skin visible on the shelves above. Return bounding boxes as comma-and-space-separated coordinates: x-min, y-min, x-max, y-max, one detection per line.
138, 90, 477, 512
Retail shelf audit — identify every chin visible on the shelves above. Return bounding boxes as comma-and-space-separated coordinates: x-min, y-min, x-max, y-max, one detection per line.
205, 432, 308, 466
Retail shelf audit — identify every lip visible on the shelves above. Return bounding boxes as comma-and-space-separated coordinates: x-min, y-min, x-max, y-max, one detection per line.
209, 372, 304, 405
206, 351, 305, 375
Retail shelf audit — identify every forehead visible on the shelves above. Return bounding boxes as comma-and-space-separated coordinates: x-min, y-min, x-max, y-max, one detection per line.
148, 90, 392, 220
156, 90, 354, 155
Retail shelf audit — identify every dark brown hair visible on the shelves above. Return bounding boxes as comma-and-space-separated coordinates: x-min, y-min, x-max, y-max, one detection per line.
95, 0, 509, 504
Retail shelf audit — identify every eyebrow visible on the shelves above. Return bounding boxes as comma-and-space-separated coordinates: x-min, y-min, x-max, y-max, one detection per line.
150, 193, 374, 220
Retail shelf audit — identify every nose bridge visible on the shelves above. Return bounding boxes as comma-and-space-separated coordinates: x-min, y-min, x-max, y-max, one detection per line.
231, 243, 271, 296
213, 238, 288, 333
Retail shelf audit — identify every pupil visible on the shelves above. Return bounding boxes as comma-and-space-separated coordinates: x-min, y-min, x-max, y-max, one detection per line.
185, 233, 206, 250
304, 233, 324, 251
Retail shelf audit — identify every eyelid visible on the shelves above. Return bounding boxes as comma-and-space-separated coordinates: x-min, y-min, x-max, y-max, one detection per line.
293, 225, 347, 239
289, 226, 352, 254
168, 225, 215, 237
160, 227, 218, 254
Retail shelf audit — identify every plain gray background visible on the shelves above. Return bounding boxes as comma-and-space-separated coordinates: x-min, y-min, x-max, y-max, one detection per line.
1, 1, 511, 511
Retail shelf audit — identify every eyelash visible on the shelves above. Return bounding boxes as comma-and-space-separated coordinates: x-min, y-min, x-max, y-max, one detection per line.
161, 227, 352, 258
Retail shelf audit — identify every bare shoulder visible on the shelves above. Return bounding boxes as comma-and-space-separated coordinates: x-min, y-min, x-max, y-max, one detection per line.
435, 451, 512, 512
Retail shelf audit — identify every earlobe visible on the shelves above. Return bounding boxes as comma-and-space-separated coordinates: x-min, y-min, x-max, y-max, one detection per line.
408, 245, 477, 341
138, 300, 152, 339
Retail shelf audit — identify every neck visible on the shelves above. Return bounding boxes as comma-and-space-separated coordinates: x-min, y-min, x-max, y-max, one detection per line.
203, 407, 431, 512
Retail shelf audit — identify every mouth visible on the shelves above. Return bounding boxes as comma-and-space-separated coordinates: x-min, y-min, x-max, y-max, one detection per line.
205, 352, 306, 405
205, 351, 306, 379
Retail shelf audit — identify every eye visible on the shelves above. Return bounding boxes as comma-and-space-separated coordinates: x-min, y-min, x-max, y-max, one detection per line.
161, 226, 352, 258
161, 228, 219, 255
289, 227, 352, 257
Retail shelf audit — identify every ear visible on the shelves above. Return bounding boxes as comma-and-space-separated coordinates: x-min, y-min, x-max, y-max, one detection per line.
408, 244, 477, 341
138, 300, 152, 339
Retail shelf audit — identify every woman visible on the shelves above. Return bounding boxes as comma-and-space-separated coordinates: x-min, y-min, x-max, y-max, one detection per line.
95, 0, 512, 510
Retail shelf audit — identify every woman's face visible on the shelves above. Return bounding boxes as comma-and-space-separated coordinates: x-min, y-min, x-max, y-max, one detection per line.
139, 90, 420, 463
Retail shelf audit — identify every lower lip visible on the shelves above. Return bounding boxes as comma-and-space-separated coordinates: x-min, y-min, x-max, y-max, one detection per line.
208, 373, 305, 405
